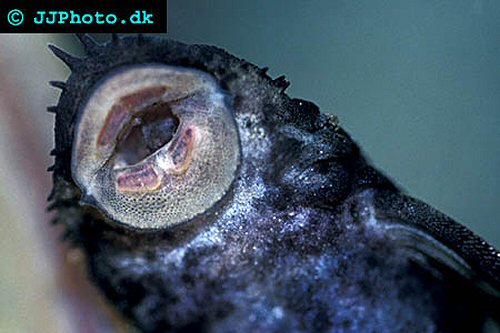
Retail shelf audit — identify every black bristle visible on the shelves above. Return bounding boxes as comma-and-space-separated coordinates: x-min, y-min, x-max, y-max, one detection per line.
273, 75, 290, 91
47, 106, 58, 114
75, 34, 101, 54
48, 44, 82, 69
49, 81, 66, 90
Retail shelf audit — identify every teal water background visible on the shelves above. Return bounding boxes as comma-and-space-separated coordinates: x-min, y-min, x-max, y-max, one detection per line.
161, 0, 500, 247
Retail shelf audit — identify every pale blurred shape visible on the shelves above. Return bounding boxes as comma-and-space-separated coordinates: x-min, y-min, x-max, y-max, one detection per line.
0, 34, 72, 333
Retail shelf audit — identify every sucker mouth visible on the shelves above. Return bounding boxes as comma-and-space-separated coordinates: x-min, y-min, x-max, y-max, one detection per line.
113, 124, 198, 193
71, 64, 240, 229
113, 101, 180, 168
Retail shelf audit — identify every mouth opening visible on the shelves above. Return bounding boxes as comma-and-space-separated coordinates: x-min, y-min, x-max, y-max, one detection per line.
114, 101, 180, 166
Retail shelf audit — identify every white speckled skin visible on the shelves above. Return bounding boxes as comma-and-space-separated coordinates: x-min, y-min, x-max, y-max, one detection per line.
49, 36, 500, 333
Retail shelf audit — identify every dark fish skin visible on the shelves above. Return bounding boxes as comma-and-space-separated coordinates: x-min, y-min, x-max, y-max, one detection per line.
48, 35, 500, 333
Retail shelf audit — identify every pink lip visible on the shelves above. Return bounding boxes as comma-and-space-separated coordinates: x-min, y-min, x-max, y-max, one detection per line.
115, 162, 161, 192
114, 126, 196, 192
96, 86, 167, 148
168, 126, 195, 173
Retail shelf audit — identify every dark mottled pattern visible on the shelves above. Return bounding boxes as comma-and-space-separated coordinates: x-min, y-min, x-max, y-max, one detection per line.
49, 35, 499, 332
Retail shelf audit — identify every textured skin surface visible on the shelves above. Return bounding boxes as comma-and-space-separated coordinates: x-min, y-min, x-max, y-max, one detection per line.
71, 64, 240, 229
49, 35, 500, 332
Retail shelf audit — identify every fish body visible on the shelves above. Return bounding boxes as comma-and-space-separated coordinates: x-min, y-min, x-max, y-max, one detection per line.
49, 35, 499, 332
